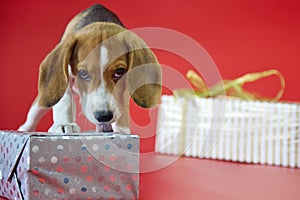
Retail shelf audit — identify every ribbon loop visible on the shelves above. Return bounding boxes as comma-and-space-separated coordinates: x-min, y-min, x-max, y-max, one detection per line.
176, 69, 285, 101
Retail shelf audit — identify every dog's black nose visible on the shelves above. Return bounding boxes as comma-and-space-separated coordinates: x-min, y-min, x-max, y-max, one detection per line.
94, 110, 113, 122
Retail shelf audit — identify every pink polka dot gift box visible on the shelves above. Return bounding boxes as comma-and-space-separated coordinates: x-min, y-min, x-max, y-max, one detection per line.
0, 131, 139, 200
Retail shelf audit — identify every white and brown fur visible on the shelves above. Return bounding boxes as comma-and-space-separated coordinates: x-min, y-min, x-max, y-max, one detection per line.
18, 4, 161, 134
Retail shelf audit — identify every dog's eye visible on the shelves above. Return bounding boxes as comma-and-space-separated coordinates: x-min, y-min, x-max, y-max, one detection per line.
78, 69, 91, 81
113, 68, 127, 80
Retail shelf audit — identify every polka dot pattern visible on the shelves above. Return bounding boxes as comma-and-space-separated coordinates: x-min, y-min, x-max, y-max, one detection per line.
0, 131, 33, 200
0, 131, 139, 199
0, 131, 31, 180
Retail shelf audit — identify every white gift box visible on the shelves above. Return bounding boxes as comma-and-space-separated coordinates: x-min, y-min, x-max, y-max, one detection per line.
155, 95, 300, 168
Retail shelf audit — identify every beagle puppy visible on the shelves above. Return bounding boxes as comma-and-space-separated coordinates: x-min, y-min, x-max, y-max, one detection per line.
18, 4, 161, 133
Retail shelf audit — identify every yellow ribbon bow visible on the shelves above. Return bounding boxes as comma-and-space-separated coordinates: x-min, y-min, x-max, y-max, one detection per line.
175, 69, 285, 101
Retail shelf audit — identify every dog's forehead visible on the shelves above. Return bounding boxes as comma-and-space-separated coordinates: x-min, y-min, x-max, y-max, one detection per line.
75, 33, 129, 64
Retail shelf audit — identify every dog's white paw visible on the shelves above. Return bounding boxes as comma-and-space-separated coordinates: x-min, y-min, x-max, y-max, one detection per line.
18, 123, 36, 132
48, 123, 81, 134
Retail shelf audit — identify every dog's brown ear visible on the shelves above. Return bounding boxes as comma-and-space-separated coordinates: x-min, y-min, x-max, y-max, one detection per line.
38, 35, 77, 108
126, 37, 162, 108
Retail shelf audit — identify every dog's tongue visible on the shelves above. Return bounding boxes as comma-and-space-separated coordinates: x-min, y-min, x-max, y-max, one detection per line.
96, 123, 113, 132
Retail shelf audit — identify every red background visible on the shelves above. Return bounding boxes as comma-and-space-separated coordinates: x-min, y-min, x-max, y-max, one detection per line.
1, 1, 300, 200
0, 0, 300, 152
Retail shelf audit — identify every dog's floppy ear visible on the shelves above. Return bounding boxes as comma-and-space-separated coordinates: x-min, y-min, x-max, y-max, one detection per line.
126, 35, 162, 108
38, 34, 77, 108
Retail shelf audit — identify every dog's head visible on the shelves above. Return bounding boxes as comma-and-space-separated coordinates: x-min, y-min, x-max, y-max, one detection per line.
38, 22, 161, 126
